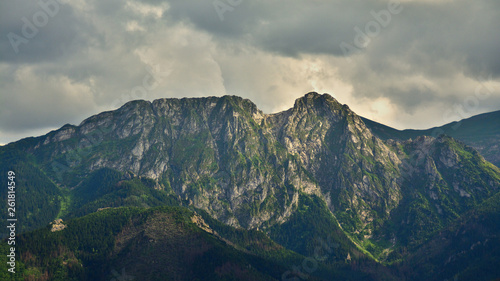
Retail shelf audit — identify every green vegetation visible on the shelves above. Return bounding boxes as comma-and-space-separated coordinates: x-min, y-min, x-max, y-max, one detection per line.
12, 206, 295, 281
194, 208, 303, 264
67, 168, 180, 219
269, 194, 368, 263
0, 148, 62, 233
399, 191, 500, 281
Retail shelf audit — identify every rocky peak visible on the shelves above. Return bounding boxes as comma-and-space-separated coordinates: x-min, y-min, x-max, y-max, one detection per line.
289, 92, 371, 140
292, 92, 343, 113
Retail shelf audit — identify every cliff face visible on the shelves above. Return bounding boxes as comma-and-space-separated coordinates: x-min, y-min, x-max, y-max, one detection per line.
4, 92, 500, 255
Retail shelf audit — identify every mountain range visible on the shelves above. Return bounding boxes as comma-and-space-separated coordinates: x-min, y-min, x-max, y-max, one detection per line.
1, 92, 499, 281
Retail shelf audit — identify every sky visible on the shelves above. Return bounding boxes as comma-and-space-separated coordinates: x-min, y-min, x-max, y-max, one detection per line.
1, 0, 500, 145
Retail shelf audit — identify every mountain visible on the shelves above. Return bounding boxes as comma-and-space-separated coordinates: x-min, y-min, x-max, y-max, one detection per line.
1, 92, 499, 280
361, 110, 500, 167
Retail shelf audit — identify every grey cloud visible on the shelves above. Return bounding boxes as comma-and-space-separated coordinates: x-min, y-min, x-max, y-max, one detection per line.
0, 68, 96, 132
375, 1, 499, 77
330, 0, 500, 120
163, 0, 500, 80
165, 0, 261, 39
385, 85, 438, 114
0, 0, 100, 63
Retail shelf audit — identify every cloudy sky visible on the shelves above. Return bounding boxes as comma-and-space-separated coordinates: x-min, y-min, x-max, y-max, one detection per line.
1, 0, 499, 145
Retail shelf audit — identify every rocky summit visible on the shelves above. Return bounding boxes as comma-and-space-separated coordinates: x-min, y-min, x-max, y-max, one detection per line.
1, 92, 500, 280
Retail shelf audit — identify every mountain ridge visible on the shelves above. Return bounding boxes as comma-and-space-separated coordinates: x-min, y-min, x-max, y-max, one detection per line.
361, 109, 500, 167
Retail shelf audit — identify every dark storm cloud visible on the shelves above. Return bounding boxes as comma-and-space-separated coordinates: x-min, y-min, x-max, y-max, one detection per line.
164, 0, 385, 56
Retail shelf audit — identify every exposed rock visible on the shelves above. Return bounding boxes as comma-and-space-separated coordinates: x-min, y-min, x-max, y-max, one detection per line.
191, 213, 214, 234
50, 219, 67, 232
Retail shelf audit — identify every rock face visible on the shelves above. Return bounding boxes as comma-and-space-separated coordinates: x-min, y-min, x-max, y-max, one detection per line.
50, 219, 67, 232
8, 92, 500, 252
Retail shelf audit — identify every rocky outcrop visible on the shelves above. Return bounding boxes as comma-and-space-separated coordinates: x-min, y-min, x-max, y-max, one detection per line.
191, 213, 214, 234
50, 219, 67, 232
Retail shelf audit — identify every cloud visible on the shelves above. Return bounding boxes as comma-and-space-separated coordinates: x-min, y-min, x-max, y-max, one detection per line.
0, 0, 99, 63
0, 66, 96, 132
0, 0, 500, 144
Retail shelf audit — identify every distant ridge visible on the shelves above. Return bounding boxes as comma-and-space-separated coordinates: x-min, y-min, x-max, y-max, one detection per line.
362, 110, 500, 167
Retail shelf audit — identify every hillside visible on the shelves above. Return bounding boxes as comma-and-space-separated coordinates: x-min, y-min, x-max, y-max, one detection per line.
0, 206, 393, 281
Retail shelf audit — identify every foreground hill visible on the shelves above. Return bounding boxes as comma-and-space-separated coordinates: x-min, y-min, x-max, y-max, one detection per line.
1, 207, 289, 280
1, 206, 389, 281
